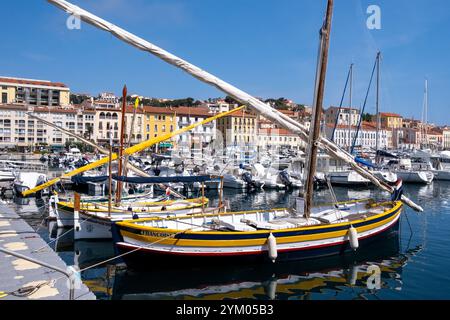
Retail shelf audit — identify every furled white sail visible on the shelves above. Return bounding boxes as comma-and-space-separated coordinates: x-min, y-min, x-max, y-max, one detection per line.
46, 0, 423, 212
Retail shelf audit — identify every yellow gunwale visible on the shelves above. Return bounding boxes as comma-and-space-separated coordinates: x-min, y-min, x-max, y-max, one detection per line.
57, 197, 209, 213
117, 200, 403, 237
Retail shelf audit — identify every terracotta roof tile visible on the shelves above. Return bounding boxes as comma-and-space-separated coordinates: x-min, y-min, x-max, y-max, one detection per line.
380, 112, 402, 118
0, 77, 68, 88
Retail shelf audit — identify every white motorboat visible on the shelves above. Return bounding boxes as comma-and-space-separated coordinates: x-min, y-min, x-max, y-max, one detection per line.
0, 170, 15, 188
327, 170, 370, 186
13, 172, 49, 197
373, 170, 398, 184
251, 164, 289, 189
396, 170, 434, 184
385, 158, 434, 184
430, 151, 450, 181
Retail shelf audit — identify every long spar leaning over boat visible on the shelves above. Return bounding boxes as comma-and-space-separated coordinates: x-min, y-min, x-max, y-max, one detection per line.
25, 112, 186, 199
46, 0, 423, 212
22, 106, 245, 197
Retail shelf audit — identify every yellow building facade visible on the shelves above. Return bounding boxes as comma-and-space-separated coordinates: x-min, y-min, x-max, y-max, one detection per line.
380, 112, 403, 129
0, 77, 70, 106
143, 106, 177, 147
217, 109, 258, 147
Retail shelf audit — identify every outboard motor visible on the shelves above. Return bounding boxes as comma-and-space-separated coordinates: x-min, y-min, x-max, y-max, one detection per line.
128, 184, 138, 195
35, 175, 47, 199
242, 172, 256, 188
153, 168, 161, 176
279, 170, 292, 188
175, 164, 185, 174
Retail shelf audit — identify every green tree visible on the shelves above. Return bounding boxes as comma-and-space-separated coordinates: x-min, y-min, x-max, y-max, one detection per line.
362, 113, 374, 122
225, 95, 240, 105
265, 98, 290, 110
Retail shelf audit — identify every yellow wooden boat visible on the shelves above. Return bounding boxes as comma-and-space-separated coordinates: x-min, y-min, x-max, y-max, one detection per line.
113, 199, 403, 267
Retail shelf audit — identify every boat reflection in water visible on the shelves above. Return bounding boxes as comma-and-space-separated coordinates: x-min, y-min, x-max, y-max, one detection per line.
110, 234, 421, 300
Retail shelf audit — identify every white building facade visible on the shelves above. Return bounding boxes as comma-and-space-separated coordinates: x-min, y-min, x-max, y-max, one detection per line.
325, 124, 389, 150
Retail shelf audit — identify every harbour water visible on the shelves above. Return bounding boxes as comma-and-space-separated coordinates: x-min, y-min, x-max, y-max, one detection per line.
4, 181, 450, 300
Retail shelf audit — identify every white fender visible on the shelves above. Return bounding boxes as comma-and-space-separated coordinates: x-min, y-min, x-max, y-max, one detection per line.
48, 196, 55, 219
74, 209, 81, 234
55, 203, 64, 228
348, 226, 359, 251
267, 233, 278, 263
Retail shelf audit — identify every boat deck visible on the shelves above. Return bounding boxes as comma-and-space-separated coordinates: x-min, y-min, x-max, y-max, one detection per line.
130, 200, 397, 232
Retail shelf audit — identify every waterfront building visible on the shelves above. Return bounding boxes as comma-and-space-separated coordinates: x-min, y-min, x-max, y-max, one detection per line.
216, 108, 258, 149
257, 121, 304, 151
325, 107, 360, 127
402, 118, 422, 129
174, 106, 216, 152
87, 105, 145, 146
122, 106, 145, 146
204, 99, 234, 114
380, 112, 403, 129
443, 128, 450, 150
97, 92, 118, 104
402, 128, 422, 150
426, 128, 444, 149
0, 76, 70, 107
0, 104, 90, 151
143, 106, 177, 150
325, 122, 389, 150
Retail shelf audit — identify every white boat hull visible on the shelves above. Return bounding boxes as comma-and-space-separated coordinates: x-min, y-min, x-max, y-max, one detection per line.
374, 171, 397, 184
73, 206, 218, 240
222, 175, 246, 189
328, 171, 370, 186
432, 170, 450, 181
396, 170, 434, 184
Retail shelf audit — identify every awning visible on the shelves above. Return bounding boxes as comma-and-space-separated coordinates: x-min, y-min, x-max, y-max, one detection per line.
159, 142, 173, 148
355, 157, 376, 169
376, 150, 399, 159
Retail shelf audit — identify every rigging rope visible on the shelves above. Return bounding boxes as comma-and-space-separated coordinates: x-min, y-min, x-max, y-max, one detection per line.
350, 57, 378, 155
331, 65, 352, 142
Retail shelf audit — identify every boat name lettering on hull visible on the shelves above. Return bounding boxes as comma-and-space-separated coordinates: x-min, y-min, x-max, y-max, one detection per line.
141, 231, 172, 238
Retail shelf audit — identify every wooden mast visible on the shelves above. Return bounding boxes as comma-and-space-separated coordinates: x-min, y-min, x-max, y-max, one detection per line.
304, 0, 334, 218
122, 97, 139, 193
116, 85, 127, 204
348, 63, 353, 152
375, 51, 381, 162
108, 135, 113, 218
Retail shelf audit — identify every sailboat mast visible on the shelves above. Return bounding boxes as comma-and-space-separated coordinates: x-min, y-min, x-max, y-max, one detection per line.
304, 0, 334, 218
348, 64, 353, 152
424, 79, 428, 148
116, 85, 127, 204
375, 51, 381, 161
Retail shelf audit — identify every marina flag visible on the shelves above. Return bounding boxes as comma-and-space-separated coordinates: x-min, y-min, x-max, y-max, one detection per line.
134, 97, 140, 109
391, 179, 404, 201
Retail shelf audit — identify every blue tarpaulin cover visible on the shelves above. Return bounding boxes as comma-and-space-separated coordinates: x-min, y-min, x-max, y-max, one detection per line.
355, 157, 376, 168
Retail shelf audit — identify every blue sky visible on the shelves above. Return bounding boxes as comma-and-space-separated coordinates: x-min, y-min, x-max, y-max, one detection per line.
2, 0, 449, 125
